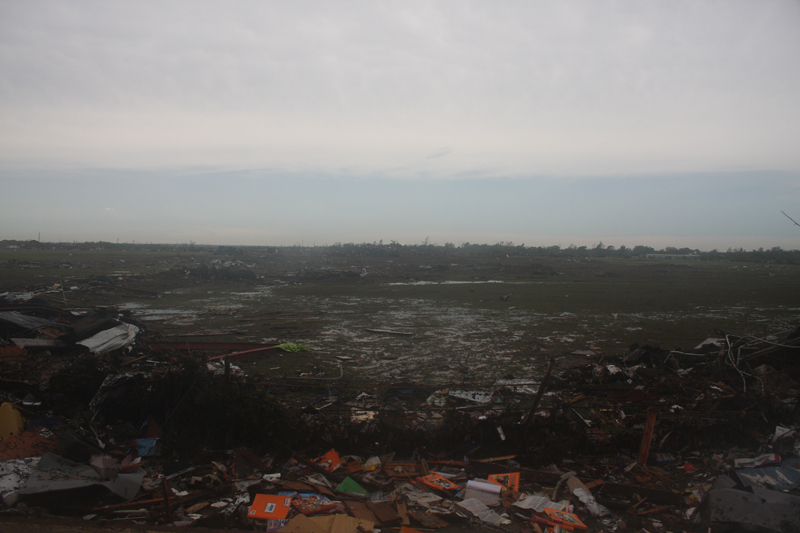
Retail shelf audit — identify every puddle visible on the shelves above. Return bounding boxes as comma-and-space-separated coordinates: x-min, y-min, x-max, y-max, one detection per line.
229, 286, 275, 299
137, 309, 199, 321
119, 302, 147, 310
387, 280, 507, 286
120, 303, 199, 322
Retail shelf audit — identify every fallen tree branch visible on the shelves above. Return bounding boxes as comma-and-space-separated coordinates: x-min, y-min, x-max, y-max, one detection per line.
781, 210, 800, 227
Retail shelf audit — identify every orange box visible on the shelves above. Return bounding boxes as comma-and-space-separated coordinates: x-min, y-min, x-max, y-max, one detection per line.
543, 507, 587, 530
247, 494, 292, 521
419, 473, 459, 492
488, 472, 519, 491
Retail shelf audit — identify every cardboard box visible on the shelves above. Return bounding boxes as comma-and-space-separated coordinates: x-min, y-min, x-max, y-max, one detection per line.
488, 472, 519, 491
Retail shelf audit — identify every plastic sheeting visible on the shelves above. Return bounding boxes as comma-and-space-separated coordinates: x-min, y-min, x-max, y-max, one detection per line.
18, 453, 143, 500
77, 323, 139, 353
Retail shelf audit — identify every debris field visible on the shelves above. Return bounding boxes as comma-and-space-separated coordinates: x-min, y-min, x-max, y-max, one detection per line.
2, 243, 800, 532
1, 286, 800, 533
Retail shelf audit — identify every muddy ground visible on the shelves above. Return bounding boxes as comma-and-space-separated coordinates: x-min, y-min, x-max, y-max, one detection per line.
2, 243, 798, 385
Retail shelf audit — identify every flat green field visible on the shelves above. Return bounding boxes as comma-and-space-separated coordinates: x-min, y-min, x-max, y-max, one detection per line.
2, 244, 798, 384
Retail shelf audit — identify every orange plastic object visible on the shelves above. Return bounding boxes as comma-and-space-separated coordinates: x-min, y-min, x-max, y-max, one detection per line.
248, 494, 292, 521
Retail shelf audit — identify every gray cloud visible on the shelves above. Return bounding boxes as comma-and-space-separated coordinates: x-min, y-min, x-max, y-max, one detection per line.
427, 147, 452, 159
1, 1, 798, 175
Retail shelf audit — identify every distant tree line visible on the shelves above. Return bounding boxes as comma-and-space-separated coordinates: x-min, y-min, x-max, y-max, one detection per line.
323, 241, 800, 263
2, 239, 798, 264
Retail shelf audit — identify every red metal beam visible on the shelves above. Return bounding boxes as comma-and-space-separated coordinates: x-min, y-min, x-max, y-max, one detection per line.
147, 341, 277, 351
207, 346, 280, 362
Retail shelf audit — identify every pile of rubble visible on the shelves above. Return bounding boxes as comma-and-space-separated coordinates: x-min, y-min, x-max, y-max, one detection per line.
1, 298, 799, 532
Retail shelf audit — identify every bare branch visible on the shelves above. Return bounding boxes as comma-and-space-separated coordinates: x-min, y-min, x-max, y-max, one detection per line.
781, 210, 800, 227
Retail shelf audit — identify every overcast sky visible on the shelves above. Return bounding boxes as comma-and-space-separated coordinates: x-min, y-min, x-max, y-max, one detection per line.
1, 1, 799, 250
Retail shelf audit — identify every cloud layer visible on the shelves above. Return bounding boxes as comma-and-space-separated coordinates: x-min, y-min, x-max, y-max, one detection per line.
2, 1, 799, 176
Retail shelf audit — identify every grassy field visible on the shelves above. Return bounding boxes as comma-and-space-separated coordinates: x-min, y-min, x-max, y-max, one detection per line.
2, 244, 798, 385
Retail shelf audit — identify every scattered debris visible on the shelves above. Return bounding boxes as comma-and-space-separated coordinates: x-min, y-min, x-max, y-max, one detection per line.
0, 298, 799, 532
